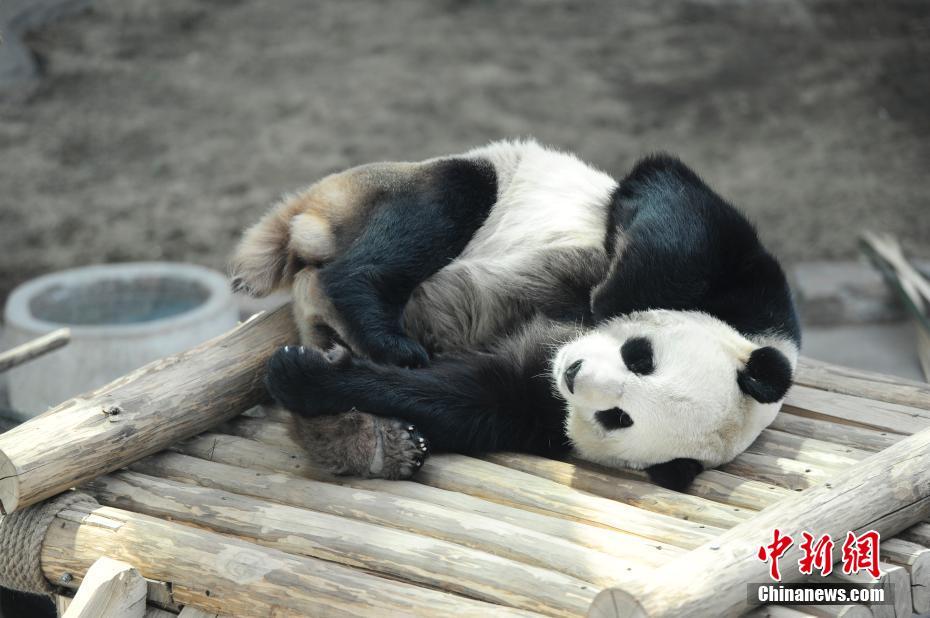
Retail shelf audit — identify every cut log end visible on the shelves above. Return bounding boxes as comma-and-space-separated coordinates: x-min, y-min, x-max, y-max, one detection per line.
0, 449, 18, 515
588, 588, 649, 618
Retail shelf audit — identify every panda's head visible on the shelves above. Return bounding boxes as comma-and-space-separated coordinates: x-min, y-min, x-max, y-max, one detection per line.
553, 309, 797, 475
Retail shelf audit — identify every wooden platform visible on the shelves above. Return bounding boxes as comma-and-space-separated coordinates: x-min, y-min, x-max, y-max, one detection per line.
39, 356, 930, 617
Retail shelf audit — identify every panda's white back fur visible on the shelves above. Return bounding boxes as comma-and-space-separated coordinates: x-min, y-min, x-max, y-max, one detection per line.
461, 140, 616, 259
404, 140, 616, 350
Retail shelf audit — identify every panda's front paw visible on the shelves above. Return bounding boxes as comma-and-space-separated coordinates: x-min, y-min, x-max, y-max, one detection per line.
265, 345, 346, 416
365, 334, 430, 369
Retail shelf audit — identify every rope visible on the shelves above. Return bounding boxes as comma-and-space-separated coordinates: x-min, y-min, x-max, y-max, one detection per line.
0, 491, 98, 595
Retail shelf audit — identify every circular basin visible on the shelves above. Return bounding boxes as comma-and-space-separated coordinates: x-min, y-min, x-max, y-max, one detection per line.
3, 263, 238, 419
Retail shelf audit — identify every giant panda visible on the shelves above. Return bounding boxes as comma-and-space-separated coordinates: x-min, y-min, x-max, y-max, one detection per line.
230, 139, 800, 491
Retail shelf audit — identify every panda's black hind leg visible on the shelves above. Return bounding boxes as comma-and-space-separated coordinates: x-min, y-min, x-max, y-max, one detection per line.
318, 158, 497, 367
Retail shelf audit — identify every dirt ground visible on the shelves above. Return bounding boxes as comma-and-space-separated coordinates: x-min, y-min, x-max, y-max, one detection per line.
0, 0, 928, 303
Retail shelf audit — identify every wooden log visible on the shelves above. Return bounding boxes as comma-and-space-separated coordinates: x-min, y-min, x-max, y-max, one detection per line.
745, 607, 824, 618
769, 413, 901, 453
745, 429, 868, 468
587, 423, 930, 618
130, 452, 659, 582
784, 386, 930, 434
0, 305, 297, 515
893, 521, 930, 547
56, 594, 73, 616
219, 419, 723, 549
177, 608, 218, 618
482, 452, 752, 527
175, 432, 683, 564
721, 451, 835, 491
0, 328, 70, 373
42, 502, 539, 617
795, 357, 930, 410
878, 537, 930, 614
832, 562, 909, 618
795, 606, 873, 618
87, 471, 596, 617
145, 580, 181, 613
62, 557, 146, 618
676, 469, 787, 511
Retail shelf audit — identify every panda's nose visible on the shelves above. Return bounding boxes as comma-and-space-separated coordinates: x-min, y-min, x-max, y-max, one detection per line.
564, 359, 583, 394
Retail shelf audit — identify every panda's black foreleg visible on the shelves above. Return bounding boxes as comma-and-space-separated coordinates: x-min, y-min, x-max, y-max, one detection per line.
319, 158, 497, 368
265, 344, 571, 457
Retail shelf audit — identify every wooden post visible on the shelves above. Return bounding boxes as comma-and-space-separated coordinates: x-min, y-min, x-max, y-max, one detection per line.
0, 328, 70, 373
0, 306, 296, 515
587, 424, 930, 618
41, 502, 539, 617
62, 557, 146, 618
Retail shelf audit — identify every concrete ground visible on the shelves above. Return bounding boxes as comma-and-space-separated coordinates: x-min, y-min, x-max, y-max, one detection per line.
0, 1, 926, 423
0, 0, 928, 304
803, 321, 925, 381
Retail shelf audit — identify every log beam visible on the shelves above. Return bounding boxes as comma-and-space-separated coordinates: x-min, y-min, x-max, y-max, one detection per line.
41, 502, 539, 617
587, 424, 930, 618
0, 306, 297, 514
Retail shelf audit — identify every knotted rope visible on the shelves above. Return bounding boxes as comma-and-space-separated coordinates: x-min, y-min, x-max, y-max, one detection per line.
0, 491, 98, 595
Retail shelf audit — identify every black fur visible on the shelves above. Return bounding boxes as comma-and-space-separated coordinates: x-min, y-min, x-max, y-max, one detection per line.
267, 154, 800, 491
266, 320, 574, 456
594, 155, 801, 347
737, 346, 794, 403
645, 458, 704, 492
594, 407, 634, 430
620, 336, 655, 375
320, 158, 497, 367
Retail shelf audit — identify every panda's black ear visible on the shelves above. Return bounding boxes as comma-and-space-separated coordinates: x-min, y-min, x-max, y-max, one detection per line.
737, 346, 793, 404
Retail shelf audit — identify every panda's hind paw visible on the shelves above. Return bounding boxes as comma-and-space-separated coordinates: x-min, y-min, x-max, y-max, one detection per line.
376, 420, 431, 480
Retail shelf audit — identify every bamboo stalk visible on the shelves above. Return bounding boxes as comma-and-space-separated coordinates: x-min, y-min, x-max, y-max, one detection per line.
174, 432, 684, 564
0, 306, 297, 515
86, 471, 595, 617
0, 328, 70, 373
129, 451, 664, 582
42, 502, 539, 617
587, 423, 930, 618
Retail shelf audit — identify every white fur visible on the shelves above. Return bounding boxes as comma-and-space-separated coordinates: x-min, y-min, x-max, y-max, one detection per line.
403, 140, 617, 348
552, 310, 798, 470
289, 213, 335, 262
461, 140, 617, 262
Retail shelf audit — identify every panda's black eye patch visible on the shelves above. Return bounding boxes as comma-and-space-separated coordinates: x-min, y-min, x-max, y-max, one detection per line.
621, 336, 655, 375
595, 407, 634, 430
